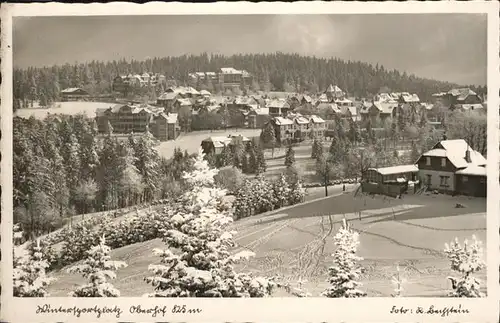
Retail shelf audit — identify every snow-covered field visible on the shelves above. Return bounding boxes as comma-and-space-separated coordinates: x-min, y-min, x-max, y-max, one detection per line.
46, 193, 486, 297
15, 102, 115, 119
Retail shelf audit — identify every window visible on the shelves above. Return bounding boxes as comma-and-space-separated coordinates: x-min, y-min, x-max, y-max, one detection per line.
440, 176, 449, 187
462, 176, 468, 183
426, 157, 431, 166
426, 174, 432, 185
441, 158, 446, 167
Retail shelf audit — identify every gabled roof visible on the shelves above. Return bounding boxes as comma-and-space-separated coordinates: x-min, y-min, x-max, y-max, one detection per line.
448, 88, 477, 100
401, 93, 420, 103
309, 115, 325, 123
326, 84, 343, 93
318, 94, 329, 102
421, 139, 486, 169
302, 95, 313, 103
294, 116, 310, 124
273, 117, 294, 126
234, 96, 257, 106
373, 102, 397, 114
267, 99, 290, 109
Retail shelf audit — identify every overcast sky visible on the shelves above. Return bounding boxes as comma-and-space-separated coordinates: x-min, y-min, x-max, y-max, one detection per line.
13, 14, 487, 85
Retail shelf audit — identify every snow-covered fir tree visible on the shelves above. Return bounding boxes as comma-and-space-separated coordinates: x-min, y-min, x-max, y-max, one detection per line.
13, 239, 56, 297
284, 144, 295, 167
273, 173, 291, 209
67, 235, 127, 297
323, 219, 366, 298
288, 177, 306, 205
145, 148, 275, 297
444, 235, 485, 297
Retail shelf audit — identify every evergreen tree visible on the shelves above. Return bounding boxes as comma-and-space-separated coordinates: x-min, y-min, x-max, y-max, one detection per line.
241, 153, 249, 174
444, 235, 485, 298
232, 141, 245, 169
13, 239, 56, 297
247, 145, 257, 174
133, 129, 161, 201
287, 177, 306, 205
322, 219, 366, 298
284, 144, 295, 167
67, 236, 127, 297
260, 122, 276, 157
219, 145, 233, 168
255, 143, 267, 175
273, 173, 291, 209
311, 138, 323, 160
145, 149, 275, 297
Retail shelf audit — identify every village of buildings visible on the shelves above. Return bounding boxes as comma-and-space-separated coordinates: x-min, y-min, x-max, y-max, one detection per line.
56, 67, 490, 199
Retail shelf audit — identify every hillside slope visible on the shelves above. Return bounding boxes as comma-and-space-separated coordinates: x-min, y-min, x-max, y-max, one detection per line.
46, 193, 487, 297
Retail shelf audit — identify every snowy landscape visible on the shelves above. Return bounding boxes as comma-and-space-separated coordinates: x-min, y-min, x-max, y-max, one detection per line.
12, 13, 488, 299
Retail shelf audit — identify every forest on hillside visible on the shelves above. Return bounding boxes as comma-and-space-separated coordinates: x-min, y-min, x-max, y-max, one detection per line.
13, 52, 487, 110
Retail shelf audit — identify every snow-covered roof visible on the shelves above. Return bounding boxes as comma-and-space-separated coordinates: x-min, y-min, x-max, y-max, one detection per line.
309, 115, 325, 123
335, 98, 353, 104
369, 164, 419, 175
220, 67, 243, 74
158, 92, 178, 100
326, 84, 343, 93
61, 87, 87, 94
373, 102, 397, 114
274, 117, 294, 126
455, 165, 487, 176
422, 139, 487, 169
200, 89, 211, 96
266, 99, 289, 109
294, 116, 310, 124
203, 135, 251, 147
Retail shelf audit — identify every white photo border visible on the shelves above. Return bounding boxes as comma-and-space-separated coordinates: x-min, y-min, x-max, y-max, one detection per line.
1, 2, 499, 322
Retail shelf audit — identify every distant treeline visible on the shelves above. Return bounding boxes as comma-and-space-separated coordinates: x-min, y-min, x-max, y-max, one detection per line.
14, 52, 487, 111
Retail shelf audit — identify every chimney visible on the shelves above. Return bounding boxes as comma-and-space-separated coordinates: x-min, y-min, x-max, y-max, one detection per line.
465, 148, 472, 163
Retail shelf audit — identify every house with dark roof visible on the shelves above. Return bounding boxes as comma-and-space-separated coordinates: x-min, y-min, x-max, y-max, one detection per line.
433, 88, 483, 110
61, 88, 89, 102
415, 139, 487, 196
